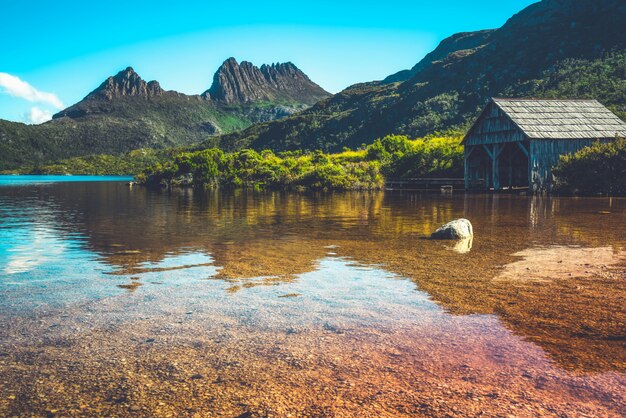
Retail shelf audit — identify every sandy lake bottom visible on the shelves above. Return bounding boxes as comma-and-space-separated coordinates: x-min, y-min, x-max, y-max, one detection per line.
0, 181, 624, 416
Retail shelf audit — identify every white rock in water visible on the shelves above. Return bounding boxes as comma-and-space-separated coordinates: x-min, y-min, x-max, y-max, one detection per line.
431, 218, 473, 240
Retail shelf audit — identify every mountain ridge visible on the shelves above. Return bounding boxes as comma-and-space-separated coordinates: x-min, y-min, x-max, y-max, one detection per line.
86, 66, 164, 100
204, 58, 329, 105
0, 59, 331, 170
2, 0, 626, 171
215, 0, 626, 153
383, 29, 496, 84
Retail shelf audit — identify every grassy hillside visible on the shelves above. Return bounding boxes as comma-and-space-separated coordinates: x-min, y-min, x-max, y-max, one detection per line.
216, 0, 626, 153
505, 53, 626, 120
0, 95, 307, 170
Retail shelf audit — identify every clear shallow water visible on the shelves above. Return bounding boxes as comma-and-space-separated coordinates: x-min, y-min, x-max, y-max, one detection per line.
0, 181, 624, 416
0, 176, 132, 309
0, 174, 133, 186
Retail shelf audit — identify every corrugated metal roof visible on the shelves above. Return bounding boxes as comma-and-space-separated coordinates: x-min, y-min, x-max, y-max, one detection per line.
492, 98, 626, 139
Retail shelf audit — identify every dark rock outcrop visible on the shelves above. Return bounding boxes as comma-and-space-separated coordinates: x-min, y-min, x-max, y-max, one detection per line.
87, 67, 164, 100
204, 58, 330, 105
53, 67, 166, 119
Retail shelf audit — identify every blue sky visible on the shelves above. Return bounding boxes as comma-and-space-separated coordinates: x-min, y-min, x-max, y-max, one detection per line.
0, 0, 536, 124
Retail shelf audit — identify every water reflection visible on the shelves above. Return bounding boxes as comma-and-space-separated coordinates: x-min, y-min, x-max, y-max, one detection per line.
2, 227, 67, 275
449, 236, 473, 254
0, 182, 624, 375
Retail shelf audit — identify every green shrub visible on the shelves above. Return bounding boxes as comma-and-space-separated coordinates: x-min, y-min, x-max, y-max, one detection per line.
365, 135, 414, 163
553, 138, 626, 196
134, 133, 462, 191
364, 134, 463, 178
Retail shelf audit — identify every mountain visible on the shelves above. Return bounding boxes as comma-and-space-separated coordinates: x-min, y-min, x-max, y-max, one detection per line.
0, 60, 330, 170
53, 67, 169, 120
383, 29, 495, 84
4, 0, 626, 171
204, 58, 329, 105
216, 0, 626, 153
84, 66, 164, 100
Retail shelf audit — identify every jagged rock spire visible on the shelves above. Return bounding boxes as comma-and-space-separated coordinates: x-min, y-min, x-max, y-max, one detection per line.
204, 58, 329, 105
86, 67, 164, 100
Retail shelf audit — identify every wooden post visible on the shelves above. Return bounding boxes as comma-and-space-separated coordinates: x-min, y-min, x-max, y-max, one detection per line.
491, 143, 505, 191
482, 145, 493, 190
517, 141, 531, 190
528, 144, 533, 192
464, 153, 469, 190
508, 145, 513, 189
464, 146, 475, 190
492, 144, 500, 191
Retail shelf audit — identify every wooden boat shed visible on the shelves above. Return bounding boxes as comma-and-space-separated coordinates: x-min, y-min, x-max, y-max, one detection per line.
462, 98, 626, 192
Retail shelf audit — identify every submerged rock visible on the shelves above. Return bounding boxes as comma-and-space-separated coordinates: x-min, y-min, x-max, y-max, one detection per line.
431, 218, 473, 240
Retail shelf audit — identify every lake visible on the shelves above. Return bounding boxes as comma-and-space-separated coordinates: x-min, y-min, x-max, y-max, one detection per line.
0, 176, 624, 416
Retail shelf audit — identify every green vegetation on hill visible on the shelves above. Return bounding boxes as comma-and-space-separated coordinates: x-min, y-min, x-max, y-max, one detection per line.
136, 134, 463, 191
553, 137, 626, 196
0, 97, 256, 171
3, 148, 181, 176
505, 53, 626, 120
368, 134, 464, 179
2, 0, 625, 175
217, 0, 626, 153
217, 52, 626, 154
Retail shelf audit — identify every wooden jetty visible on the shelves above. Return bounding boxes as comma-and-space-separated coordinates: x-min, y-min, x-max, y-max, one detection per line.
385, 178, 469, 191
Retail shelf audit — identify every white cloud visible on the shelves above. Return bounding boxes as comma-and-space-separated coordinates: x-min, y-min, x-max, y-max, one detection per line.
0, 72, 64, 109
28, 106, 53, 124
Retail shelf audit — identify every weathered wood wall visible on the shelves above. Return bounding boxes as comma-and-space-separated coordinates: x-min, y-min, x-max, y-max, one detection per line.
464, 103, 526, 145
464, 102, 529, 190
464, 99, 622, 192
529, 139, 609, 191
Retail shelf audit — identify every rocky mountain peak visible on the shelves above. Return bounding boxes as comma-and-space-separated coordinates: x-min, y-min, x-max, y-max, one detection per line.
204, 58, 330, 105
86, 67, 164, 100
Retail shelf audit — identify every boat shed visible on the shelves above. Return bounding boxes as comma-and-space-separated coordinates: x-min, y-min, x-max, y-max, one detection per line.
462, 98, 626, 192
